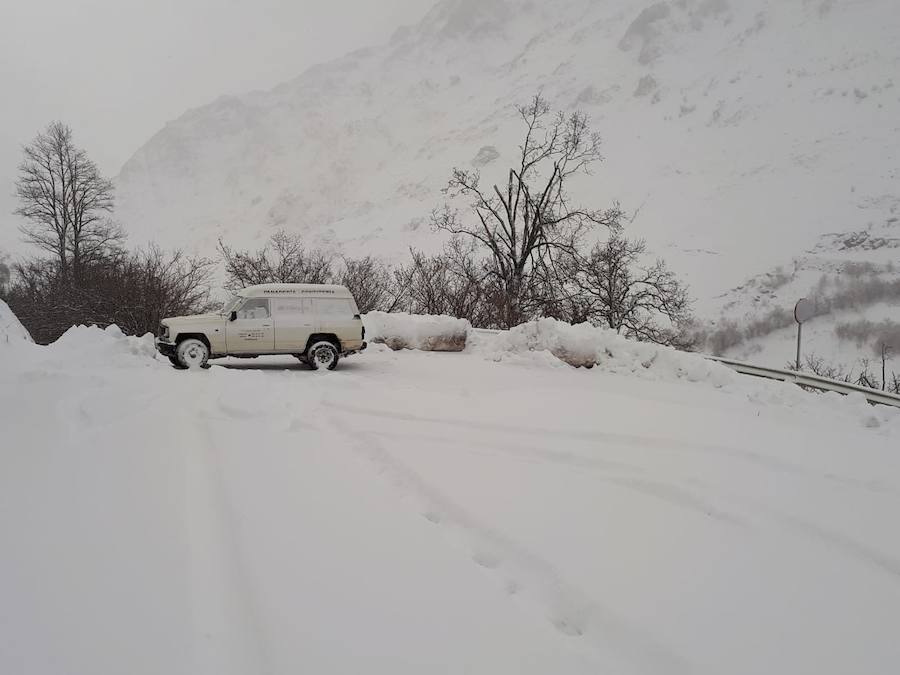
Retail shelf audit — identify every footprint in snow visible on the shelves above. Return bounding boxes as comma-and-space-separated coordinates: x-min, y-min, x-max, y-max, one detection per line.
553, 616, 585, 637
504, 579, 523, 596
287, 418, 311, 432
472, 550, 502, 569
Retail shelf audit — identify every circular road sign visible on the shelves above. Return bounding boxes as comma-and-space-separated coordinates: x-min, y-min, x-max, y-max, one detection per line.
794, 298, 816, 324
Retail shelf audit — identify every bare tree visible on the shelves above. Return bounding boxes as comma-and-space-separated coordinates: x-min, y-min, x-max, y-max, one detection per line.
434, 93, 623, 327
218, 230, 333, 290
393, 239, 499, 326
337, 256, 403, 314
14, 122, 120, 280
569, 235, 692, 346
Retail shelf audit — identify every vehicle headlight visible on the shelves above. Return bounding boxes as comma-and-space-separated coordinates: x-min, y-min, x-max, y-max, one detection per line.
159, 323, 170, 339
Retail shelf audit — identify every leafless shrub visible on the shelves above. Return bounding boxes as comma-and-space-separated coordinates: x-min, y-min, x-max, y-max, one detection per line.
841, 261, 880, 278
0, 252, 10, 295
563, 235, 693, 346
826, 275, 900, 311
393, 239, 496, 326
337, 256, 401, 314
218, 230, 333, 291
800, 354, 854, 382
5, 248, 215, 344
796, 353, 900, 393
834, 319, 900, 353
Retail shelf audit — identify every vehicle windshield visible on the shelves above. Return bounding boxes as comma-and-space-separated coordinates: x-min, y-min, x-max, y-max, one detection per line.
221, 294, 244, 315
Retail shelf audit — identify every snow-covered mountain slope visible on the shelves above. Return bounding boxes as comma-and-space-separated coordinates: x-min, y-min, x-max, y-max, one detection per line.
115, 0, 900, 315
2, 322, 899, 675
707, 219, 900, 368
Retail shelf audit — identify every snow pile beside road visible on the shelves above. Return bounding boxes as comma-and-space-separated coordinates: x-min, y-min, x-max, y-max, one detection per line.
44, 324, 159, 368
479, 318, 735, 386
364, 312, 470, 352
0, 300, 32, 345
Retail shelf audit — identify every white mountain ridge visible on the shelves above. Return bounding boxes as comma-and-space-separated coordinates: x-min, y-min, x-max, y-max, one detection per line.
116, 0, 900, 324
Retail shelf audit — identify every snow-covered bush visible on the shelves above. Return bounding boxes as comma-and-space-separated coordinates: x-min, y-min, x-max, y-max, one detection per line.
364, 312, 470, 352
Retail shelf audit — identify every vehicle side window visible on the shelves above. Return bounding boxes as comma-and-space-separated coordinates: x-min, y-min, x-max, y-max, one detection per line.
313, 299, 353, 316
272, 298, 312, 316
236, 298, 271, 320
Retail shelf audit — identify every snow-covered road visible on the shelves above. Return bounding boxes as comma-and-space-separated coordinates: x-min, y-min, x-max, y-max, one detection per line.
2, 328, 899, 674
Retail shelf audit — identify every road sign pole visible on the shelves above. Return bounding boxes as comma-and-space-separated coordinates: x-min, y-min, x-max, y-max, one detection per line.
793, 297, 815, 372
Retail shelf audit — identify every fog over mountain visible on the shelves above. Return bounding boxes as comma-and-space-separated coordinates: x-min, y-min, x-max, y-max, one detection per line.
116, 0, 900, 322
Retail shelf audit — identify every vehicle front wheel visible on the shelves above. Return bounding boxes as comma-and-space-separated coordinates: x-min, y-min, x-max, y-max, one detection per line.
176, 338, 210, 369
168, 355, 186, 369
307, 341, 339, 371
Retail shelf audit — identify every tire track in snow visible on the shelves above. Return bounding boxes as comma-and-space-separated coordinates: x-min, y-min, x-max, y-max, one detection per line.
773, 513, 900, 581
52, 369, 271, 673
326, 413, 692, 675
178, 388, 271, 675
338, 402, 899, 498
370, 429, 747, 526
713, 486, 900, 585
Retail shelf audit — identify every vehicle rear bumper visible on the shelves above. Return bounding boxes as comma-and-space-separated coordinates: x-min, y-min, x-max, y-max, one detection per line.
342, 341, 367, 357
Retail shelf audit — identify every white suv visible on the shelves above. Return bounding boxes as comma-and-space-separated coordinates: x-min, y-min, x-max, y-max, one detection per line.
156, 284, 367, 370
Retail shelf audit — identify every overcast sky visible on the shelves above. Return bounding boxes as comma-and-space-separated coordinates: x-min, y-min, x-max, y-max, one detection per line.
0, 0, 431, 251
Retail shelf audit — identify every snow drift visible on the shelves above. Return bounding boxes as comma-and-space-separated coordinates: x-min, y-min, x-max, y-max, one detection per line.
364, 312, 470, 352
481, 318, 735, 386
364, 312, 736, 386
0, 299, 33, 345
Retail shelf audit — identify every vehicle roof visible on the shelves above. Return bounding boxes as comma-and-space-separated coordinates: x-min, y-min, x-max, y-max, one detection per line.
239, 284, 354, 299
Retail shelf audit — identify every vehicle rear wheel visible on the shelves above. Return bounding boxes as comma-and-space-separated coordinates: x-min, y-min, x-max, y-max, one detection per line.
307, 341, 339, 371
176, 338, 209, 369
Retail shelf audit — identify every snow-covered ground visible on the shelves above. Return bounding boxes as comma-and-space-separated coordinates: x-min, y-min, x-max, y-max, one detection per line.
2, 322, 899, 674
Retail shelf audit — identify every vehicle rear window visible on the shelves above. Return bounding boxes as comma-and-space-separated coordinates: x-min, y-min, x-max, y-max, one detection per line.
313, 299, 355, 316
272, 298, 312, 315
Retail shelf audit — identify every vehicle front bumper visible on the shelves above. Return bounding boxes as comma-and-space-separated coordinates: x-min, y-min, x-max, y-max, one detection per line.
155, 338, 177, 357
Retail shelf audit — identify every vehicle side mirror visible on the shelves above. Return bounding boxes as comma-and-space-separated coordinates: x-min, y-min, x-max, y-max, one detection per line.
230, 311, 237, 322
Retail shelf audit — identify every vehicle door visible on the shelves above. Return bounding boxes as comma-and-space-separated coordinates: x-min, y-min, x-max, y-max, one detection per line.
226, 298, 275, 353
272, 297, 315, 353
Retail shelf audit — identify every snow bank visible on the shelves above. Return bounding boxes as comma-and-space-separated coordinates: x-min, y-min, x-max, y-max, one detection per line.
43, 324, 159, 369
0, 299, 32, 345
364, 312, 470, 352
478, 318, 736, 386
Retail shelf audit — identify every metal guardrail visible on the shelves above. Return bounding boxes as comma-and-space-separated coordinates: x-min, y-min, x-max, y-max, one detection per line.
707, 356, 900, 409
